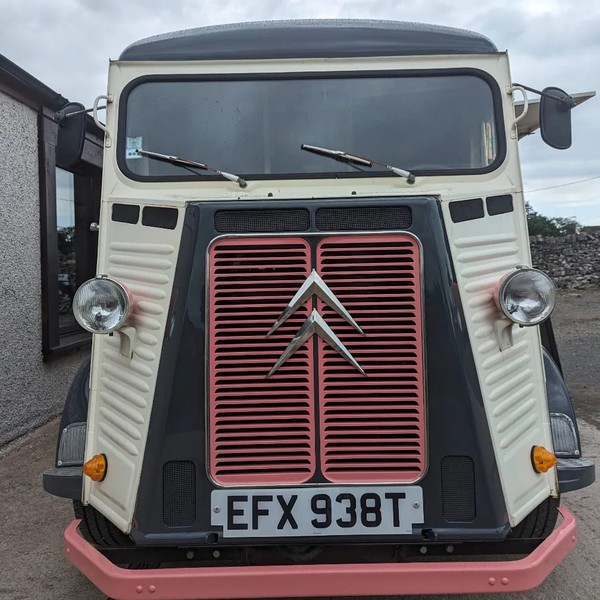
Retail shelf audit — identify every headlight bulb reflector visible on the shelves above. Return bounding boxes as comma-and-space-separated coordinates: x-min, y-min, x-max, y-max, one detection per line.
496, 267, 556, 326
73, 276, 131, 333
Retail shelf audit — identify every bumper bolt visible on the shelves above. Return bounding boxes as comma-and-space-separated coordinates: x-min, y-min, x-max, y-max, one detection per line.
214, 506, 220, 513
213, 550, 221, 558
446, 544, 455, 554
419, 546, 427, 555
186, 550, 195, 560
413, 501, 420, 509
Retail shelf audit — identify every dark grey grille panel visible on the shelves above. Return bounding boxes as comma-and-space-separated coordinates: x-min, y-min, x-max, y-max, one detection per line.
214, 209, 310, 233
163, 461, 196, 527
441, 456, 476, 522
316, 206, 412, 231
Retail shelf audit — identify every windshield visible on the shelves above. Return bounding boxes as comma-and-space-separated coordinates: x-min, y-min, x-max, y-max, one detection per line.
121, 72, 502, 180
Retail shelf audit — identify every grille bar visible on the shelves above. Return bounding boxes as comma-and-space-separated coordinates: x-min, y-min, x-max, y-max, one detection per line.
317, 234, 425, 483
208, 237, 316, 485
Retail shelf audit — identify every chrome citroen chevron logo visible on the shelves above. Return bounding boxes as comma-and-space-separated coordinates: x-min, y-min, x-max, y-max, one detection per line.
266, 270, 365, 378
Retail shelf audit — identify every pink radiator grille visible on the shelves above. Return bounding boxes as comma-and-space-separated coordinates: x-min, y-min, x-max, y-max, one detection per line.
208, 234, 425, 486
208, 237, 316, 485
317, 235, 425, 483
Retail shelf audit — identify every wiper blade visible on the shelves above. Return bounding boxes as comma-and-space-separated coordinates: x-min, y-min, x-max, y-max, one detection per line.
301, 144, 415, 184
136, 149, 247, 188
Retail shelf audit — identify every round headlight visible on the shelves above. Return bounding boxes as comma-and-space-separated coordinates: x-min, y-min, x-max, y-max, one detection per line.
496, 267, 556, 326
73, 276, 131, 333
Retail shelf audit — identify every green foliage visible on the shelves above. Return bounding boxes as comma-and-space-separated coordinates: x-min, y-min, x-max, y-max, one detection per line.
551, 217, 579, 235
525, 202, 580, 237
57, 225, 75, 254
527, 213, 560, 237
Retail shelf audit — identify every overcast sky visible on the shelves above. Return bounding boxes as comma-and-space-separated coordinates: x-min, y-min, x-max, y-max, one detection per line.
2, 0, 599, 224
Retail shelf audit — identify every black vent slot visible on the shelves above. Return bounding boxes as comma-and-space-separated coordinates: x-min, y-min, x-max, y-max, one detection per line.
316, 206, 412, 231
486, 194, 514, 216
215, 209, 310, 233
441, 456, 476, 522
112, 203, 140, 224
142, 206, 178, 230
449, 198, 484, 223
163, 461, 196, 527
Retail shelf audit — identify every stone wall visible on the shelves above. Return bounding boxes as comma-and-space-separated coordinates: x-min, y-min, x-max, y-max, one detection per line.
530, 232, 600, 288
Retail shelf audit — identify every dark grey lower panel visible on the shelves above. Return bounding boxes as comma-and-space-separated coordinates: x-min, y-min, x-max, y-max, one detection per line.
557, 457, 595, 493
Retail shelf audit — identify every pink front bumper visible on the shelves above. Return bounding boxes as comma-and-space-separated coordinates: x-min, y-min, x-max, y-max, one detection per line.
64, 508, 576, 600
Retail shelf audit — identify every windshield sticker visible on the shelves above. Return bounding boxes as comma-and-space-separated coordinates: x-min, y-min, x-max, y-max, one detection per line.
483, 122, 496, 165
126, 136, 143, 159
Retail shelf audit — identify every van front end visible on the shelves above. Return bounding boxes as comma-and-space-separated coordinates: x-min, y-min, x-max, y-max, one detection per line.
43, 21, 594, 599
61, 197, 582, 599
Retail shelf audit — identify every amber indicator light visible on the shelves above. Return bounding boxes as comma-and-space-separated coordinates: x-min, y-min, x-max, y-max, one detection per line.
531, 446, 557, 473
83, 453, 107, 481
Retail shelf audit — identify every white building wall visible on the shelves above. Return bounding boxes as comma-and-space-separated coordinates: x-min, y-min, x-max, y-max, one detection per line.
0, 91, 85, 446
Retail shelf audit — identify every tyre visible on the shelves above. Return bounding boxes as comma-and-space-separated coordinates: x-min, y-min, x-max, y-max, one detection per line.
73, 500, 132, 547
509, 496, 560, 539
74, 501, 161, 568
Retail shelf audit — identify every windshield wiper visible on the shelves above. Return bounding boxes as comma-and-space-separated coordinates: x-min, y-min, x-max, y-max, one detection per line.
301, 144, 415, 184
136, 149, 247, 188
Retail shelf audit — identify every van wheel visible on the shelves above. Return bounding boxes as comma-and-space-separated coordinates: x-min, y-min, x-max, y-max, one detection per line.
73, 500, 132, 547
74, 501, 160, 568
509, 496, 560, 539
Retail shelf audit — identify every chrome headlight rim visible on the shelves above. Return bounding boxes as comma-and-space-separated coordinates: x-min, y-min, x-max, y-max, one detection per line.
496, 266, 556, 326
73, 275, 131, 334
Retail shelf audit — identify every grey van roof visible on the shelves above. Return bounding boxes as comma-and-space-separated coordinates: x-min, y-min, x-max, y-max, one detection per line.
119, 20, 498, 62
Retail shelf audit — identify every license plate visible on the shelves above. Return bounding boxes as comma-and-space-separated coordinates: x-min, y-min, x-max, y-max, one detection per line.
211, 486, 423, 538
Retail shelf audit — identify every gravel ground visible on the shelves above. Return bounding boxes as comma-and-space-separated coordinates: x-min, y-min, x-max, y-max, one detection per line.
0, 289, 598, 600
552, 289, 600, 430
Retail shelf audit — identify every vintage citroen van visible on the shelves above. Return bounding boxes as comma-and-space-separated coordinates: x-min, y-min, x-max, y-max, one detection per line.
44, 20, 595, 599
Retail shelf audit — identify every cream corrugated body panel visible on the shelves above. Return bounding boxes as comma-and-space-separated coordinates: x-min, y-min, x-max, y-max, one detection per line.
84, 210, 182, 532
443, 203, 557, 527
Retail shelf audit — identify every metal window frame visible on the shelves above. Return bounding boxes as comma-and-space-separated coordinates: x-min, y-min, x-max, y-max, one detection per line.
39, 113, 103, 358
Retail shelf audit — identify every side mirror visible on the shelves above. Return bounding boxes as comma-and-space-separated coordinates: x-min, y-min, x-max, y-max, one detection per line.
540, 87, 576, 150
56, 102, 86, 167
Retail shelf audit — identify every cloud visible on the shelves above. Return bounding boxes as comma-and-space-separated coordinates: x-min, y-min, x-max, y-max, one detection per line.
2, 0, 598, 222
